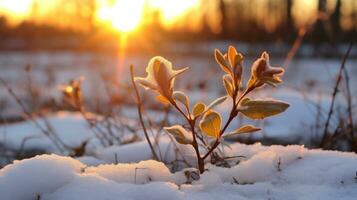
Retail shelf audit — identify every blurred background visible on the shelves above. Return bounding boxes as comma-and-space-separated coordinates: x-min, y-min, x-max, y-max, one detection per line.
0, 0, 356, 164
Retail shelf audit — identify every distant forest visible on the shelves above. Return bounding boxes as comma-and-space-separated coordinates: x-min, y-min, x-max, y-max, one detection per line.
0, 0, 356, 51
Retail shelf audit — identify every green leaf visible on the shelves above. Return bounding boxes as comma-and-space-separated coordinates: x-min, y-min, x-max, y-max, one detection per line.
164, 125, 192, 144
215, 49, 231, 74
206, 96, 227, 111
193, 102, 206, 118
199, 110, 222, 138
239, 98, 289, 119
173, 91, 189, 107
224, 125, 261, 137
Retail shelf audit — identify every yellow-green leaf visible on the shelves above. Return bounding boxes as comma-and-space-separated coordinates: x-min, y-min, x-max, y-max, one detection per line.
228, 46, 238, 68
239, 99, 289, 119
164, 125, 192, 144
224, 125, 261, 137
223, 75, 234, 97
173, 91, 189, 107
215, 49, 231, 74
206, 96, 227, 111
193, 102, 206, 117
240, 97, 251, 106
156, 95, 170, 104
200, 110, 222, 138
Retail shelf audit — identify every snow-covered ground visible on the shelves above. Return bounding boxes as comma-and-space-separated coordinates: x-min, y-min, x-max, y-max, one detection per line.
1, 50, 356, 117
0, 143, 356, 200
1, 87, 354, 158
0, 49, 356, 199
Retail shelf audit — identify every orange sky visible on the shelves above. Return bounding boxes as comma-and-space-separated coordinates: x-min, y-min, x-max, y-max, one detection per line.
0, 0, 356, 32
0, 0, 201, 32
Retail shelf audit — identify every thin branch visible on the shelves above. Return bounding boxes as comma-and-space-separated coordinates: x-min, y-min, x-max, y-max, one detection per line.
283, 28, 307, 69
203, 86, 253, 160
0, 77, 65, 153
320, 43, 353, 147
130, 65, 159, 161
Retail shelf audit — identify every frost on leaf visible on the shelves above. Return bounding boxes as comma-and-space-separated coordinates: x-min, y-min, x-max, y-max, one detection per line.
206, 96, 227, 111
173, 91, 190, 107
134, 56, 188, 101
164, 125, 192, 144
247, 52, 284, 89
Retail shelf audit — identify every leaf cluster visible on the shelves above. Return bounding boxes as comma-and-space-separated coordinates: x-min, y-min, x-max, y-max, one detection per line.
134, 46, 289, 173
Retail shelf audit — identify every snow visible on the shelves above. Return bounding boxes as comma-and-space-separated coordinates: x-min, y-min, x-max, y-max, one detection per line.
94, 138, 196, 167
0, 154, 84, 200
0, 143, 356, 200
1, 52, 356, 153
1, 88, 354, 156
0, 111, 95, 153
85, 160, 172, 184
1, 52, 357, 199
44, 177, 183, 200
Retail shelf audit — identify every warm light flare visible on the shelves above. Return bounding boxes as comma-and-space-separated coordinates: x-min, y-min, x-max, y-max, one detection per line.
64, 86, 73, 94
149, 0, 199, 23
97, 0, 145, 32
96, 0, 199, 32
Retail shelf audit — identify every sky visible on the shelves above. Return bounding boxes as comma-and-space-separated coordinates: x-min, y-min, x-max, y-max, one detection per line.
0, 0, 33, 20
0, 0, 201, 31
0, 0, 356, 33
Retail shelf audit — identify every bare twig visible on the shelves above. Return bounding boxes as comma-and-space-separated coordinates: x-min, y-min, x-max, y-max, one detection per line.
130, 65, 159, 161
320, 43, 353, 147
283, 28, 307, 69
0, 77, 66, 153
343, 66, 355, 150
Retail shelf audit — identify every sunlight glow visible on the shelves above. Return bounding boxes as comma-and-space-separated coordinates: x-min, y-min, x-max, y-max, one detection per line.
292, 0, 319, 28
64, 86, 73, 94
97, 0, 199, 32
149, 0, 199, 22
0, 0, 31, 13
97, 0, 145, 32
0, 0, 32, 22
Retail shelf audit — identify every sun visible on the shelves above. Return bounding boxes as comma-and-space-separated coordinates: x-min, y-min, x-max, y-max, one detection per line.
111, 0, 145, 32
97, 0, 199, 32
97, 0, 145, 33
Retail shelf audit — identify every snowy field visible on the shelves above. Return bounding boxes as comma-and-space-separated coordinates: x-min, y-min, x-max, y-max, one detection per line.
0, 48, 356, 199
0, 50, 356, 144
1, 143, 357, 199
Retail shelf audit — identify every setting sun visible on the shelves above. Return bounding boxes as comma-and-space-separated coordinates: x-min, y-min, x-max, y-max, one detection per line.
97, 0, 145, 32
1, 0, 357, 200
96, 0, 199, 32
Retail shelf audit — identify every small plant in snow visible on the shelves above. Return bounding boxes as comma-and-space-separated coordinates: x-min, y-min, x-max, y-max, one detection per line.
132, 46, 289, 173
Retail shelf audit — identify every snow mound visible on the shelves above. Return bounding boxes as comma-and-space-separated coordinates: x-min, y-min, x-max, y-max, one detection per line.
94, 138, 196, 166
0, 154, 84, 200
1, 143, 356, 200
85, 160, 172, 184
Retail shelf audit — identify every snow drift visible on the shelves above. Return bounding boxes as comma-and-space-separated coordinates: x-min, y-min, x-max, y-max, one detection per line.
1, 143, 356, 200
